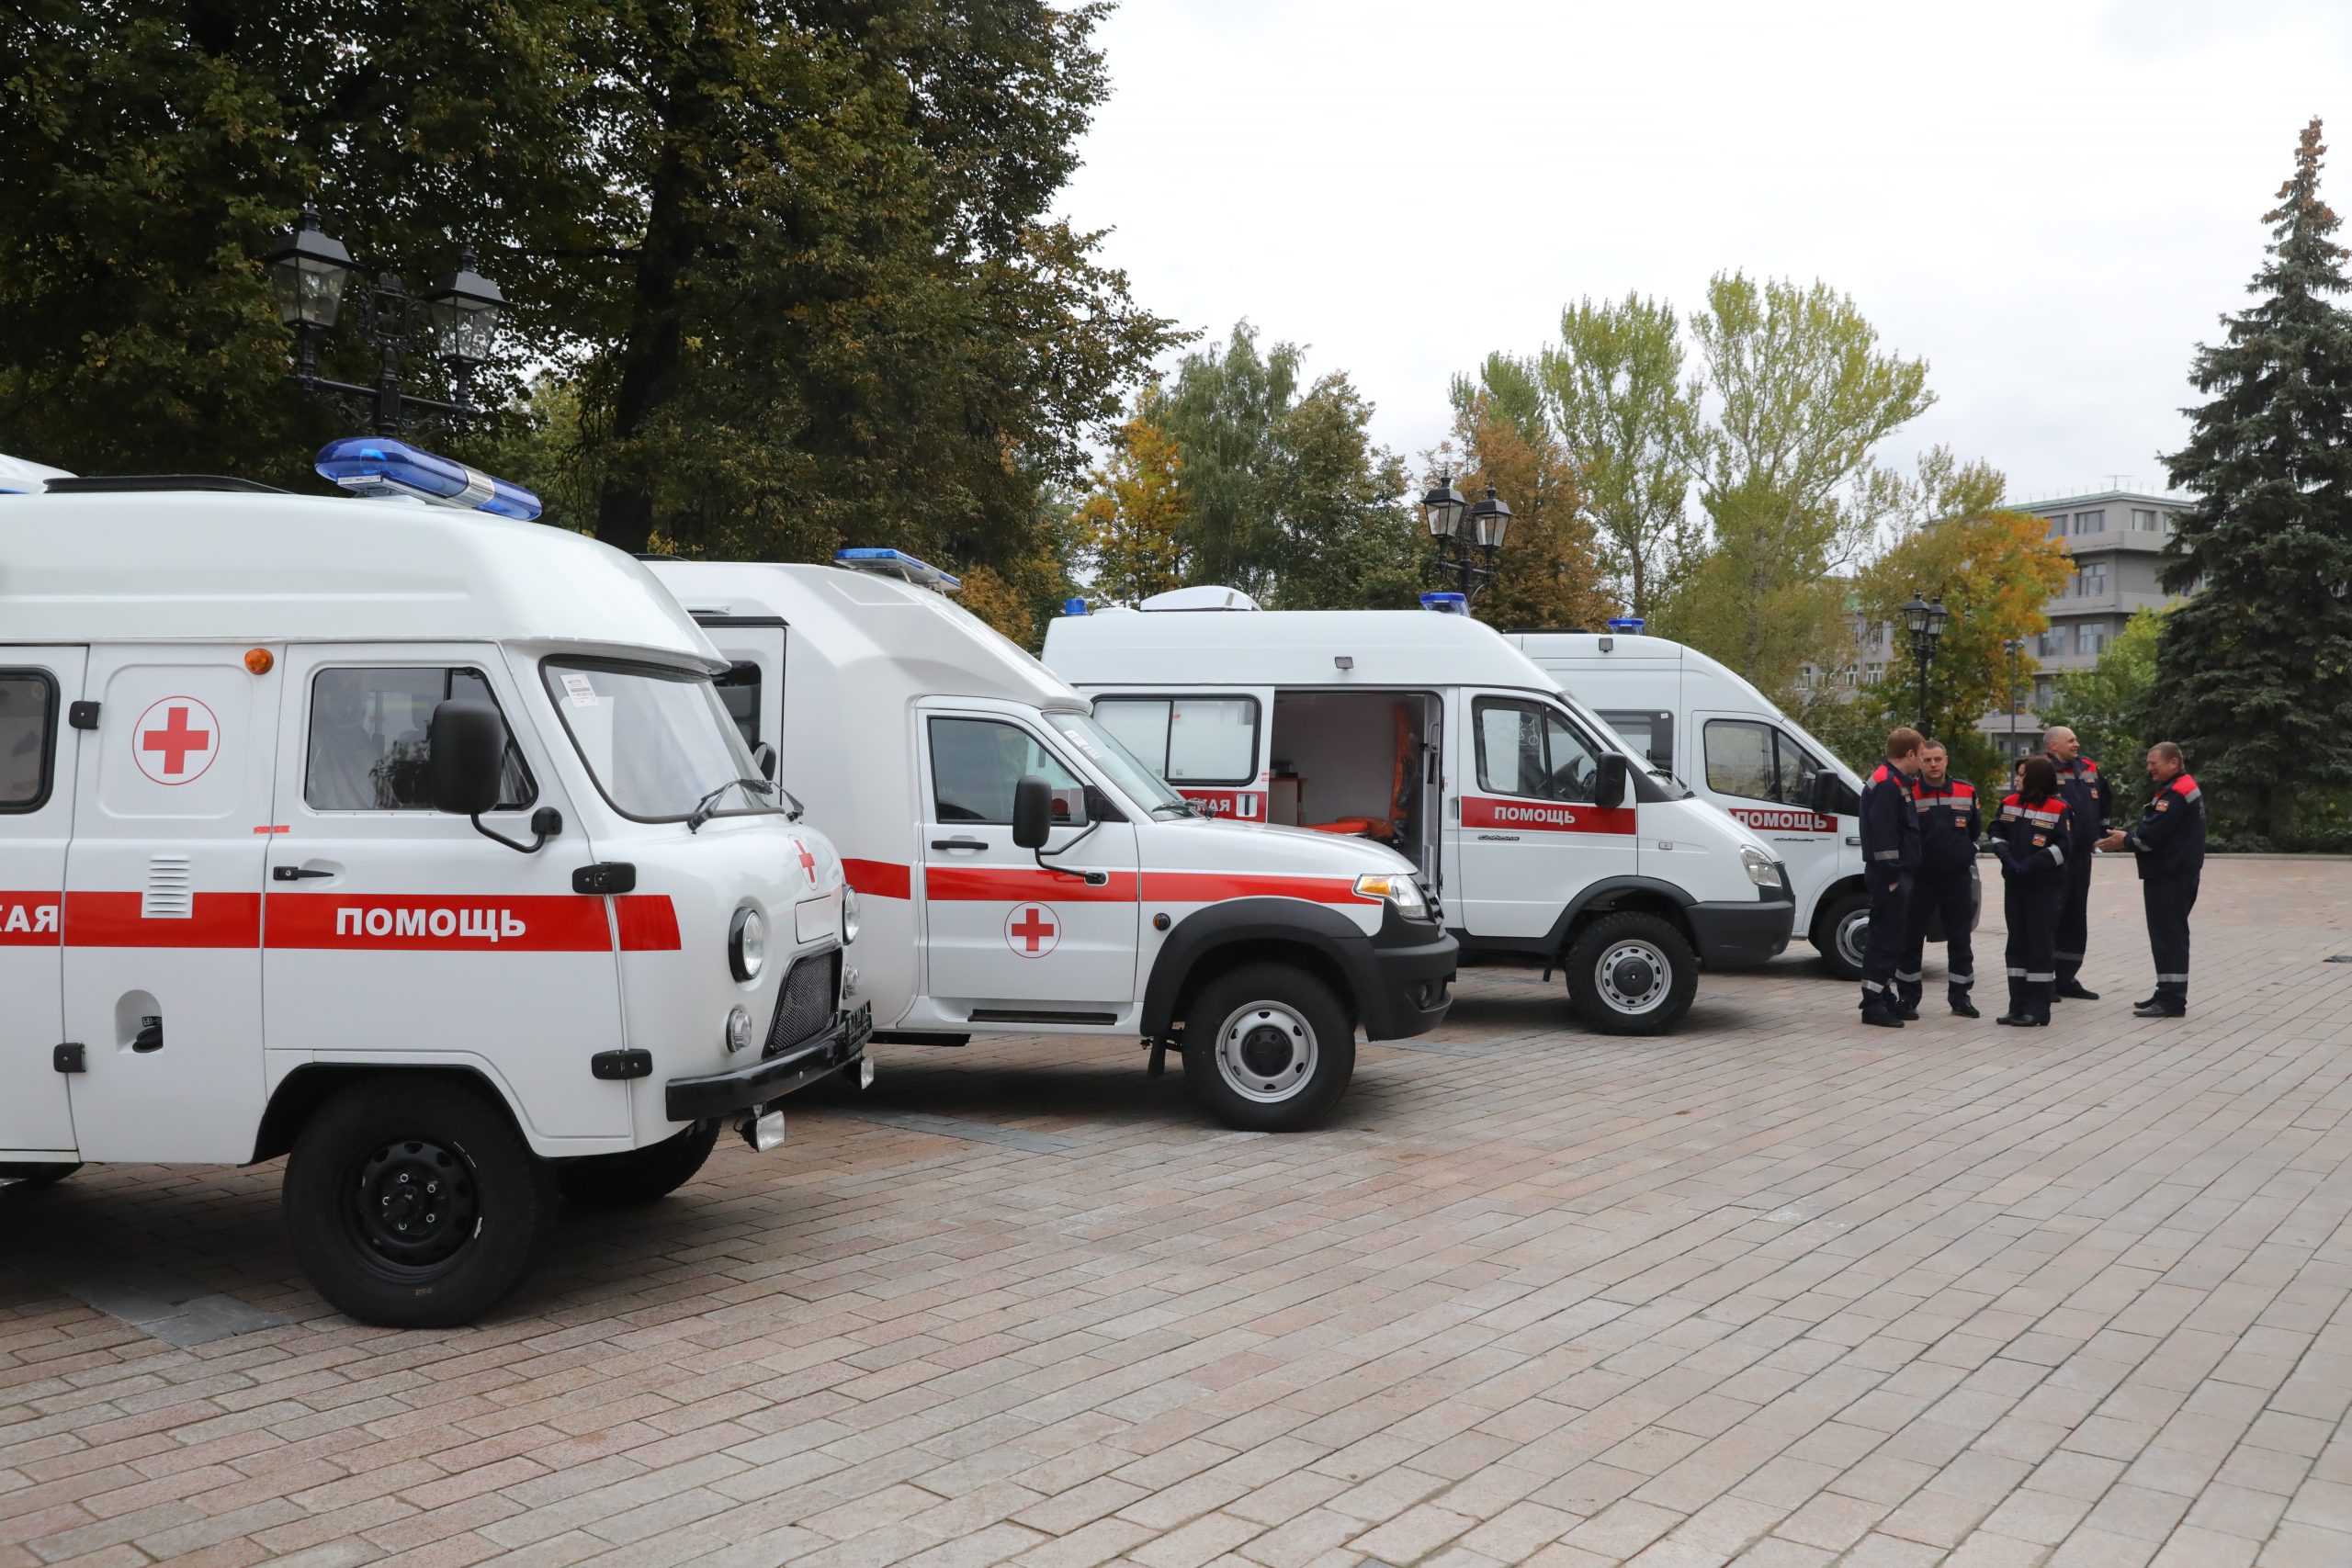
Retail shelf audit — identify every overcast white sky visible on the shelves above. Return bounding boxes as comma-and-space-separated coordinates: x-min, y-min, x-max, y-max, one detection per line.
1061, 0, 2352, 504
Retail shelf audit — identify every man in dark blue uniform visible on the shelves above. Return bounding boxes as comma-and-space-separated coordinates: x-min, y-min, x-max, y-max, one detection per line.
1897, 741, 1983, 1018
2099, 741, 2206, 1018
2044, 725, 2111, 999
1857, 728, 1923, 1027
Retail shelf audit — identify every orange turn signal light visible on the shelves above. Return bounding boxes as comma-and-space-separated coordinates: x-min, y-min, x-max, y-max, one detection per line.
244, 648, 275, 675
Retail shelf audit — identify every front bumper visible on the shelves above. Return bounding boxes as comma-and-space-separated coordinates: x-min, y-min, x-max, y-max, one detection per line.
1353, 907, 1460, 1041
1688, 897, 1795, 967
664, 1002, 873, 1122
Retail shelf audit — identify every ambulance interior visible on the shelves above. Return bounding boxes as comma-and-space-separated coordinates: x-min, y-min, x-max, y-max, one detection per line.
1266, 691, 1442, 889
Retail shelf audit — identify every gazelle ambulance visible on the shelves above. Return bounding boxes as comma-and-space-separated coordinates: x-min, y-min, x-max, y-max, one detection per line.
0, 441, 867, 1327
645, 553, 1458, 1131
1505, 626, 1977, 979
1041, 594, 1797, 1034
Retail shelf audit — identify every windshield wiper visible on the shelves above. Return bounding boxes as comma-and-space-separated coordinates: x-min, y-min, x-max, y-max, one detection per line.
686, 777, 777, 834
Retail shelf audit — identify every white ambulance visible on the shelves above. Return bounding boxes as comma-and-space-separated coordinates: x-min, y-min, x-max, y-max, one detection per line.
644, 554, 1458, 1131
1504, 628, 1977, 979
1041, 598, 1796, 1033
0, 444, 868, 1327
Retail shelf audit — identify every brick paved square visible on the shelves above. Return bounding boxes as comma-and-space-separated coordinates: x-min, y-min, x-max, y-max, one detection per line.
4, 858, 2349, 1564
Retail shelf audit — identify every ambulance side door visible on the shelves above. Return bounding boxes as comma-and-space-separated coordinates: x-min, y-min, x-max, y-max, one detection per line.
1693, 713, 1846, 919
1449, 691, 1639, 940
0, 653, 81, 1158
61, 644, 277, 1163
261, 646, 629, 1142
916, 705, 1141, 1014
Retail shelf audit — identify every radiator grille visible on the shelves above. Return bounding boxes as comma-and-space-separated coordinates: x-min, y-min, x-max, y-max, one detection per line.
765, 949, 842, 1058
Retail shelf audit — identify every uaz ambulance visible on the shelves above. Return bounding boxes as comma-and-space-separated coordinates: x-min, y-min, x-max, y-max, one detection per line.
1504, 628, 1978, 979
644, 553, 1458, 1131
0, 443, 867, 1327
1041, 597, 1796, 1033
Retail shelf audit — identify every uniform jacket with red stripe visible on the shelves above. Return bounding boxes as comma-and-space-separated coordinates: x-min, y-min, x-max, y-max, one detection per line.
1860, 761, 1921, 878
1991, 793, 2072, 881
1911, 775, 1982, 877
2125, 771, 2206, 880
2052, 755, 2111, 852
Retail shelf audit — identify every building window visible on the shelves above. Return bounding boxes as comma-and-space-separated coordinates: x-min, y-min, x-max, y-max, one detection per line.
2132, 508, 2161, 531
2046, 513, 2067, 538
2033, 675, 2056, 707
2080, 625, 2108, 659
2076, 562, 2108, 597
2039, 626, 2071, 658
2074, 509, 2106, 535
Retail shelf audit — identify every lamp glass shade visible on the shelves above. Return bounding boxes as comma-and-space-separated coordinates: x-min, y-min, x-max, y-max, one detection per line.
1923, 600, 1951, 640
262, 210, 354, 329
1420, 478, 1466, 539
1899, 594, 1931, 636
1469, 488, 1512, 549
424, 254, 506, 367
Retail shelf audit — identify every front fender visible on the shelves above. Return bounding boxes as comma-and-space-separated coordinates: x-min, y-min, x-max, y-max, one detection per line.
1141, 897, 1376, 1038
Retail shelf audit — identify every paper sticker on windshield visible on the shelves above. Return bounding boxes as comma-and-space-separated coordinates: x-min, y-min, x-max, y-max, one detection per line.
1059, 727, 1098, 756
560, 673, 599, 706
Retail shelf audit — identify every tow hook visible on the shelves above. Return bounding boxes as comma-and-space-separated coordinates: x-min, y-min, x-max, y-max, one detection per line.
1147, 1038, 1169, 1078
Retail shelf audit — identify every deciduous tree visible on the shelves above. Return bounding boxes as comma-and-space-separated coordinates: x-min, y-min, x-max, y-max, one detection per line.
1077, 400, 1188, 604
1448, 358, 1615, 632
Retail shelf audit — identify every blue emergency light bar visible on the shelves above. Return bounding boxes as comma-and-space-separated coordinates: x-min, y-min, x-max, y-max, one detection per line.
1064, 597, 1089, 616
313, 437, 543, 522
1419, 592, 1470, 615
1608, 616, 1646, 634
835, 547, 963, 592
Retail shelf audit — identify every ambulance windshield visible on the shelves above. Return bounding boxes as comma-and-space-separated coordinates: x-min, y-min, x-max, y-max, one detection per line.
541, 660, 780, 824
1047, 712, 1192, 817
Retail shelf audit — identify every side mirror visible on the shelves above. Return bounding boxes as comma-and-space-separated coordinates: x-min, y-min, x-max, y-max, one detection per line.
1011, 773, 1055, 850
1595, 752, 1629, 808
752, 740, 777, 782
1809, 770, 1857, 818
429, 701, 508, 818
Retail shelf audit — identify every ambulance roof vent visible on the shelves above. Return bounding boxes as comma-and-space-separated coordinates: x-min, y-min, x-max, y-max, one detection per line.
0, 452, 74, 493
313, 436, 542, 521
835, 547, 962, 593
44, 474, 288, 496
1138, 584, 1259, 611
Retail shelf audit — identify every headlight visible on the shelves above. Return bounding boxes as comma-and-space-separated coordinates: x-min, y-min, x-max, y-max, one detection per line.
842, 886, 861, 945
1739, 845, 1781, 888
1354, 873, 1429, 919
726, 1006, 755, 1054
729, 906, 766, 982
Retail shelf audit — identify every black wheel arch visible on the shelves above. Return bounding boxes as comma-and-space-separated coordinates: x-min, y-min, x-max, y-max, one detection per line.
252, 1063, 525, 1166
1141, 897, 1367, 1039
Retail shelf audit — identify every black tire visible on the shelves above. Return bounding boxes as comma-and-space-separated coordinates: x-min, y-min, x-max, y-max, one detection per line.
1813, 890, 1871, 981
284, 1077, 547, 1329
1181, 963, 1355, 1132
557, 1121, 719, 1206
1564, 910, 1699, 1035
0, 1162, 81, 1188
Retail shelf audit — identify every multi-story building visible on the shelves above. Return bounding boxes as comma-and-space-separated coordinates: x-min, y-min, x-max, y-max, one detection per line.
1977, 490, 2188, 758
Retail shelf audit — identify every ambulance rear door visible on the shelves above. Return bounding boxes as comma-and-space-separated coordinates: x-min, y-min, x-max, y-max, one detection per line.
0, 651, 81, 1157
61, 644, 277, 1163
260, 645, 628, 1142
1090, 689, 1272, 823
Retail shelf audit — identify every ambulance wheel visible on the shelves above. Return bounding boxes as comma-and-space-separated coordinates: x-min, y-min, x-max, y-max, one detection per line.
285, 1077, 547, 1329
557, 1121, 719, 1206
1565, 912, 1697, 1035
1182, 964, 1354, 1132
0, 1162, 81, 1188
1814, 891, 1871, 981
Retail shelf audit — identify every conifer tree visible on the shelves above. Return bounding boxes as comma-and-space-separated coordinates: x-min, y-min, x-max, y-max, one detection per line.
2155, 118, 2352, 841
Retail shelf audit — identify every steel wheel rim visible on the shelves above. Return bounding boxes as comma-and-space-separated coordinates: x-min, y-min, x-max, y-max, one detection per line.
1596, 939, 1672, 1014
343, 1137, 480, 1276
1215, 1000, 1317, 1103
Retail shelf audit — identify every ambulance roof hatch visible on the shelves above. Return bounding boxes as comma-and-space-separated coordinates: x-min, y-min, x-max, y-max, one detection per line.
1138, 584, 1259, 611
835, 547, 962, 592
314, 436, 543, 521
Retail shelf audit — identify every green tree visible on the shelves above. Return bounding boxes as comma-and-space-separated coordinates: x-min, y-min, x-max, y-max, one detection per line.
1662, 273, 1934, 704
2154, 118, 2352, 842
2042, 608, 2165, 768
1536, 292, 1702, 620
1447, 359, 1616, 631
1077, 400, 1189, 604
1156, 322, 1302, 597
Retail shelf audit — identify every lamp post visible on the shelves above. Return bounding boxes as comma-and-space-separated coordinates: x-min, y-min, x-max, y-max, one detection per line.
2002, 637, 2025, 757
1899, 590, 1951, 734
1419, 471, 1512, 601
260, 209, 506, 435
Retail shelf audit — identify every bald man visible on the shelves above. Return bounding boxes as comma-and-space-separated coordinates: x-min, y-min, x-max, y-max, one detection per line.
2043, 726, 2111, 999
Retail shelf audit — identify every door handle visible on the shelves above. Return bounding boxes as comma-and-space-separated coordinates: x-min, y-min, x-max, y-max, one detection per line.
272, 865, 335, 881
930, 838, 989, 852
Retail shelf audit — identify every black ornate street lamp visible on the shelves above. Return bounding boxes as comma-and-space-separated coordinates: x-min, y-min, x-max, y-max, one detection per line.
1419, 471, 1512, 601
260, 209, 506, 435
1900, 590, 1951, 733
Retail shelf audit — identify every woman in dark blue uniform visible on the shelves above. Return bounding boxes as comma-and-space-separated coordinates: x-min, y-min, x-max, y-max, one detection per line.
1989, 754, 2073, 1027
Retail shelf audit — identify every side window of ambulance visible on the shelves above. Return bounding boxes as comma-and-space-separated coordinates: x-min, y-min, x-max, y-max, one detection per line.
1703, 720, 1777, 801
1774, 730, 1825, 806
0, 671, 58, 811
714, 662, 761, 749
1474, 698, 1599, 804
306, 668, 536, 812
1093, 695, 1258, 784
929, 717, 1088, 826
1600, 709, 1673, 772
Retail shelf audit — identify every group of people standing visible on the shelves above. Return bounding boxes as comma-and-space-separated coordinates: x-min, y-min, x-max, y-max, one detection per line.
1856, 725, 2207, 1029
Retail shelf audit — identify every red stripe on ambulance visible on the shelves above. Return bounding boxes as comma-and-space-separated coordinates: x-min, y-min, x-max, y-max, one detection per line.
265, 894, 616, 952
926, 865, 1142, 903
614, 894, 683, 952
1459, 796, 1637, 836
66, 891, 263, 947
0, 894, 62, 945
842, 858, 913, 900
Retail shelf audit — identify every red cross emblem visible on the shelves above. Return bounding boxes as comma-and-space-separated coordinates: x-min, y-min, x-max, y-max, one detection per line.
1005, 903, 1059, 958
789, 837, 817, 882
133, 696, 220, 785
